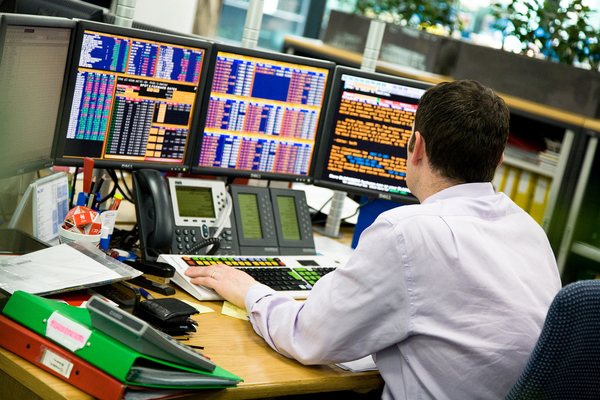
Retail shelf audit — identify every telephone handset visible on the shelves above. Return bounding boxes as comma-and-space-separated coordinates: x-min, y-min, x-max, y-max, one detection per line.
132, 169, 175, 261
132, 170, 239, 261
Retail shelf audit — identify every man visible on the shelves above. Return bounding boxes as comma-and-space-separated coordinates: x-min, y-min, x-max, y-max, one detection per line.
185, 80, 562, 399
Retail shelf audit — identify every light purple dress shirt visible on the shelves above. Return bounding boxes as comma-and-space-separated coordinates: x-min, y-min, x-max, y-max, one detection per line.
244, 182, 562, 399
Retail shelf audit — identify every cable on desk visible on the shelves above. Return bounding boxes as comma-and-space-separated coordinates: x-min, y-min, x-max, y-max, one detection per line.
110, 223, 140, 252
104, 169, 134, 205
343, 198, 375, 222
119, 169, 135, 203
188, 237, 222, 255
310, 195, 333, 225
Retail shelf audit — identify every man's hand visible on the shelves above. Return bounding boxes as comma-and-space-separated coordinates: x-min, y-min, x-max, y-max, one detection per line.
184, 264, 259, 309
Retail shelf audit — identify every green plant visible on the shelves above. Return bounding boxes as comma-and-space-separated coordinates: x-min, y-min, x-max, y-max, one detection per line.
492, 0, 600, 69
342, 0, 463, 33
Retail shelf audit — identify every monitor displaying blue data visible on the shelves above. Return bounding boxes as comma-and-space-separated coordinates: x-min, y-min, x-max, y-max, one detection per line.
53, 21, 212, 172
191, 45, 334, 183
313, 66, 433, 204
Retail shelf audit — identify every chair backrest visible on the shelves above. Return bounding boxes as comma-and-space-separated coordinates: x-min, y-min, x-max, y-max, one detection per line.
505, 279, 600, 400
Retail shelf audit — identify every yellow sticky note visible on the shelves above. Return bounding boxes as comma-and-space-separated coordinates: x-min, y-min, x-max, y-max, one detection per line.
221, 301, 248, 321
180, 299, 214, 314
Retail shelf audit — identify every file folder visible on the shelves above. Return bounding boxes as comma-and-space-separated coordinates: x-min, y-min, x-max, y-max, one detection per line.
2, 291, 242, 389
502, 166, 521, 199
529, 175, 551, 224
0, 315, 127, 400
513, 171, 536, 211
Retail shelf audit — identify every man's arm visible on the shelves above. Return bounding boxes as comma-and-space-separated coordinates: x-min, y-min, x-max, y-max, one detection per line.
186, 216, 413, 365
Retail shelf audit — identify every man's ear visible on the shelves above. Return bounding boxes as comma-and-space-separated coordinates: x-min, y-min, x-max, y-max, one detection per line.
410, 131, 425, 166
498, 153, 504, 167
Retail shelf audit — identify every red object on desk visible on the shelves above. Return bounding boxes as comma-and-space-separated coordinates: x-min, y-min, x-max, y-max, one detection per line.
0, 315, 126, 400
83, 157, 94, 194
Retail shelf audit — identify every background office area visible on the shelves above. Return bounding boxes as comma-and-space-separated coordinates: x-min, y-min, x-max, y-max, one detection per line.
3, 0, 600, 282
2, 0, 600, 398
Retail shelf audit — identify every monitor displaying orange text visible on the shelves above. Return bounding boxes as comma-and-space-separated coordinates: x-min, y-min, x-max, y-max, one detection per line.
313, 66, 433, 203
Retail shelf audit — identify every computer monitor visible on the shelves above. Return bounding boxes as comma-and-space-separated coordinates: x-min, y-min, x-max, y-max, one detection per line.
190, 44, 335, 183
15, 0, 105, 21
0, 14, 75, 179
312, 66, 433, 204
52, 20, 212, 172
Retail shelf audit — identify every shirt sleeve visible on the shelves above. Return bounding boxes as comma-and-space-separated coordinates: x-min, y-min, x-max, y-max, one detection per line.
244, 216, 414, 365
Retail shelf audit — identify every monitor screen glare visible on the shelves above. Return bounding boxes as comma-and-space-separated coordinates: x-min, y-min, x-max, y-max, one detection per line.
58, 26, 208, 171
195, 50, 331, 181
0, 20, 72, 178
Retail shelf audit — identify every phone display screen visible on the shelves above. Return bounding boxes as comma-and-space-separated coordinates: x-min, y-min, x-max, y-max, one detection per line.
276, 196, 301, 240
175, 186, 216, 218
238, 193, 263, 239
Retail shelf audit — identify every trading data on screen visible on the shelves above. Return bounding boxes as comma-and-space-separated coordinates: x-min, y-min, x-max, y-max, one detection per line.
61, 29, 206, 167
196, 51, 329, 178
319, 73, 427, 199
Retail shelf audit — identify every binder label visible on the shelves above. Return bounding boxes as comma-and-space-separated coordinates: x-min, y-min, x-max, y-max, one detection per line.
46, 312, 92, 352
41, 348, 74, 378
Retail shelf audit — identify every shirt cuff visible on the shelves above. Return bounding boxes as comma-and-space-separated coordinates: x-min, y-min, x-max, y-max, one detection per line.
244, 283, 276, 310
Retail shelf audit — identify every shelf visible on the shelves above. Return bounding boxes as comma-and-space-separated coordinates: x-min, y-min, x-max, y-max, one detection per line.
571, 241, 600, 263
502, 155, 555, 178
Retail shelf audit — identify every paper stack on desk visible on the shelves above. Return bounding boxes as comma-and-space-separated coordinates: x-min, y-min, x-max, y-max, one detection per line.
0, 242, 142, 296
0, 291, 242, 400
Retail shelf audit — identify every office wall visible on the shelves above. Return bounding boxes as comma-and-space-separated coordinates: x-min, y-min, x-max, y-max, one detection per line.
133, 0, 197, 34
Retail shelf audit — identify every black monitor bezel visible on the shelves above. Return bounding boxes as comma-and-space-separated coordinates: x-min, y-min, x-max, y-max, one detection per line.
0, 13, 76, 180
312, 66, 434, 204
190, 43, 335, 183
52, 20, 213, 173
15, 0, 105, 21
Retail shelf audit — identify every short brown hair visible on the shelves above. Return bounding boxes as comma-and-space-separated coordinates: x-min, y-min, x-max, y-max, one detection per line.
409, 80, 510, 183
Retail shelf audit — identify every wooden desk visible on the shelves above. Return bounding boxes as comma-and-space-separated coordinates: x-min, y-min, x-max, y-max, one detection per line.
0, 288, 383, 400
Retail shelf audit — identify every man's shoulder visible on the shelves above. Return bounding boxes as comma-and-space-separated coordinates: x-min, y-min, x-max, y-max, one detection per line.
377, 190, 527, 224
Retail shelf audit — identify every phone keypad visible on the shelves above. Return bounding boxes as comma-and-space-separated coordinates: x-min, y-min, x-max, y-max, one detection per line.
174, 227, 236, 255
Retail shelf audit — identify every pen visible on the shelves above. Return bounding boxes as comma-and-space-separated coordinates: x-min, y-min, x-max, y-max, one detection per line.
109, 193, 122, 211
87, 192, 96, 209
90, 173, 106, 209
138, 287, 155, 300
94, 173, 106, 195
88, 176, 96, 197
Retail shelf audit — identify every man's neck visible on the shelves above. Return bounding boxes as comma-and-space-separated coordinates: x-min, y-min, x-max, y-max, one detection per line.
415, 173, 461, 203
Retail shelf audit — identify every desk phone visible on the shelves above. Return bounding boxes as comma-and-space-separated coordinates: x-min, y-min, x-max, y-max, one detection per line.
168, 176, 239, 255
132, 170, 316, 261
133, 170, 239, 261
229, 185, 316, 256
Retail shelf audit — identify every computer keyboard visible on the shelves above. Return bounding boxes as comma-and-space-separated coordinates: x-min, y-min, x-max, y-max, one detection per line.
157, 254, 343, 300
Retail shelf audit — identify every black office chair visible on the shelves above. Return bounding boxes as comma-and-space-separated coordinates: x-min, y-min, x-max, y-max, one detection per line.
505, 279, 600, 399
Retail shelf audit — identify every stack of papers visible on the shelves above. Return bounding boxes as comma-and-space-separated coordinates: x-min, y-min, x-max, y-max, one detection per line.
0, 242, 141, 296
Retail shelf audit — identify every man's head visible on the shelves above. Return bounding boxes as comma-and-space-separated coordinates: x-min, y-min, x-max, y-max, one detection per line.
408, 80, 510, 184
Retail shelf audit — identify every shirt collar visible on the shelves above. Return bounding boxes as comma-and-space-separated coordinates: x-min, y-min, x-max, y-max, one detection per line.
422, 182, 496, 205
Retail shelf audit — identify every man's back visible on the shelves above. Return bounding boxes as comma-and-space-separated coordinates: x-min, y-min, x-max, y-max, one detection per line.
244, 182, 560, 399
374, 182, 561, 399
